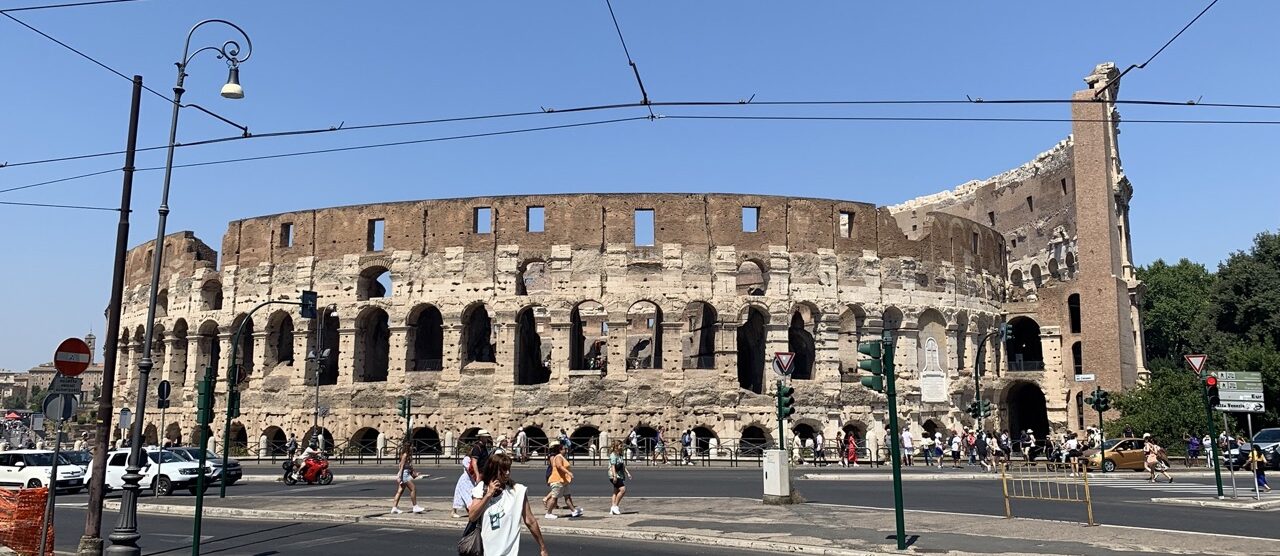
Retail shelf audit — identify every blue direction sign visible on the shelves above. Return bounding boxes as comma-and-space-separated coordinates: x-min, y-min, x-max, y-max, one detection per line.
42, 393, 77, 421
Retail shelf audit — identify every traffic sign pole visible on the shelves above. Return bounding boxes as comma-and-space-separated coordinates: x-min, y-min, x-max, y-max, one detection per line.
39, 384, 70, 556
1202, 375, 1225, 498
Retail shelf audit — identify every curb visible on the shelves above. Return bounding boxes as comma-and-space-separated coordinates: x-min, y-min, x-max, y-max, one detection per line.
801, 473, 999, 481
238, 474, 391, 483
1149, 497, 1280, 511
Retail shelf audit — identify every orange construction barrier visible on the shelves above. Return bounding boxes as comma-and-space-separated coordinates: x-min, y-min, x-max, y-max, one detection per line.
0, 487, 54, 556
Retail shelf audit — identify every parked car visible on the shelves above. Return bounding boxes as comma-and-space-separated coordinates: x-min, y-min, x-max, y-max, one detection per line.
166, 447, 242, 486
87, 448, 212, 496
1246, 428, 1280, 470
1083, 437, 1147, 472
0, 449, 85, 493
61, 449, 93, 474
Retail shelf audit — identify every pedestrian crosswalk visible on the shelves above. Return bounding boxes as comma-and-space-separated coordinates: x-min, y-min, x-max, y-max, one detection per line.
1084, 475, 1239, 495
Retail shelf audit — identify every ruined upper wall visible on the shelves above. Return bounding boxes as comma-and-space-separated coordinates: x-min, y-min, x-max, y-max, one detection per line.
122, 231, 217, 287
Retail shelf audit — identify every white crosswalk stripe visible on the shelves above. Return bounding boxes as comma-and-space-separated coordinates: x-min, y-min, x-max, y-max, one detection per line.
1084, 476, 1226, 494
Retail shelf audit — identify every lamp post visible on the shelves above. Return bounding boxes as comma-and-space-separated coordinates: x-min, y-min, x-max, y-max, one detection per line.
107, 19, 252, 556
307, 305, 337, 450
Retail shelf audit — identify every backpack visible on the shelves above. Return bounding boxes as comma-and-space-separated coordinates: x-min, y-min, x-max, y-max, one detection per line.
681, 432, 691, 446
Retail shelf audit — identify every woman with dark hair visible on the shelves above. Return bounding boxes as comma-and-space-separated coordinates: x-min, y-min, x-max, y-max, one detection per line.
607, 440, 633, 515
1248, 445, 1272, 492
390, 443, 421, 514
468, 452, 550, 556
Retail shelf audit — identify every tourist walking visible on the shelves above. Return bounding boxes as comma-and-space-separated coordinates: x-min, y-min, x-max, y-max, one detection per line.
921, 433, 934, 467
515, 428, 528, 462
815, 431, 827, 466
1202, 434, 1215, 468
1247, 445, 1271, 492
846, 433, 859, 467
543, 444, 582, 518
900, 427, 914, 466
680, 428, 693, 465
390, 444, 422, 514
453, 441, 483, 518
653, 427, 668, 464
949, 432, 963, 468
608, 440, 633, 515
1144, 436, 1173, 483
467, 453, 551, 556
976, 432, 992, 472
934, 431, 945, 468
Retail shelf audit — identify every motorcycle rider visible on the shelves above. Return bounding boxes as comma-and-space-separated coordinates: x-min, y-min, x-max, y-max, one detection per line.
291, 440, 322, 478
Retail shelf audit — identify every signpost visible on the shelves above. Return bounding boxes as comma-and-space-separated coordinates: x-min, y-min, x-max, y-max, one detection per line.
54, 337, 92, 376
156, 380, 172, 497
38, 338, 84, 556
1186, 354, 1224, 498
1073, 373, 1096, 382
772, 352, 795, 378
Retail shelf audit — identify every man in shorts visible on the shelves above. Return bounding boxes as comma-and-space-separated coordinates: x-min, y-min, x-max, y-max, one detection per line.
544, 444, 582, 518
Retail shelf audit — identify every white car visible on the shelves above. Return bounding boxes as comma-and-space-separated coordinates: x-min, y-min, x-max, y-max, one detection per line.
88, 448, 212, 496
0, 449, 85, 493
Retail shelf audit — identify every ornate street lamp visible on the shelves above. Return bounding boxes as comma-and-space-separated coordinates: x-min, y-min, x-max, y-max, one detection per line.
107, 19, 252, 556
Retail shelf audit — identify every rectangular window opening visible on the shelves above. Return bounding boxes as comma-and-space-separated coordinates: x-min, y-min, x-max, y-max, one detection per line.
741, 206, 759, 233
474, 207, 492, 234
526, 206, 544, 233
280, 222, 294, 248
987, 211, 995, 226
1011, 238, 1018, 249
1061, 178, 1068, 195
1026, 195, 1035, 212
911, 224, 918, 232
646, 318, 655, 329
634, 209, 655, 246
839, 211, 854, 238
972, 232, 979, 252
367, 219, 385, 251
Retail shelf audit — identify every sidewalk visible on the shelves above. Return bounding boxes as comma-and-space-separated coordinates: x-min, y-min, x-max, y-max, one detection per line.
103, 493, 1277, 555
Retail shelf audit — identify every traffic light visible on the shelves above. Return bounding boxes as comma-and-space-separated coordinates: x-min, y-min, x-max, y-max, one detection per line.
858, 340, 885, 393
778, 385, 796, 420
999, 322, 1012, 341
1205, 375, 1220, 407
966, 401, 981, 419
979, 399, 993, 418
1095, 390, 1110, 412
228, 390, 241, 419
196, 372, 214, 426
397, 396, 411, 418
300, 290, 318, 319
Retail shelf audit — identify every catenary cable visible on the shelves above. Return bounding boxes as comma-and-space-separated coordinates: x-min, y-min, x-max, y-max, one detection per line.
0, 0, 147, 13
1096, 0, 1221, 98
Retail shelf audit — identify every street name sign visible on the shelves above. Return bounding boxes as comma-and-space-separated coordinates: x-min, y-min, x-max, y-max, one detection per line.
773, 352, 796, 377
1212, 371, 1265, 403
47, 374, 83, 396
1074, 373, 1096, 382
53, 337, 91, 376
1216, 400, 1265, 413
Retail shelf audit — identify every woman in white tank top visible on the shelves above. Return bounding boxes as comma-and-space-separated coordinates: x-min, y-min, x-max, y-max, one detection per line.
468, 452, 549, 556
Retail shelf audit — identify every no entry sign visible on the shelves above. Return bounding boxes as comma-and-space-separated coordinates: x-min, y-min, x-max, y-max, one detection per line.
54, 337, 92, 376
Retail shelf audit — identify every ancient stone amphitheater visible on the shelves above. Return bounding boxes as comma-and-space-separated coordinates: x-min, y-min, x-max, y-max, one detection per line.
112, 63, 1145, 458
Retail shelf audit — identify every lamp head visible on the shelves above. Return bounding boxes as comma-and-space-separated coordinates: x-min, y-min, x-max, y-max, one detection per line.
220, 65, 244, 99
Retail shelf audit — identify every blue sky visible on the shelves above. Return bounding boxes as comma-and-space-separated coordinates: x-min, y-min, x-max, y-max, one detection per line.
2, 1, 1277, 371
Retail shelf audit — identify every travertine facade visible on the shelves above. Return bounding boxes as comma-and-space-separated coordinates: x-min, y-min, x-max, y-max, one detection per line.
112, 63, 1144, 455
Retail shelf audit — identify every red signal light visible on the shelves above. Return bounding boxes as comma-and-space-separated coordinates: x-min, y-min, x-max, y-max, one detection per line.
1205, 375, 1218, 387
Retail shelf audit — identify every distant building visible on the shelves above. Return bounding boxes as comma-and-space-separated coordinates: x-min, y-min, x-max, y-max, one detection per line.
23, 332, 106, 406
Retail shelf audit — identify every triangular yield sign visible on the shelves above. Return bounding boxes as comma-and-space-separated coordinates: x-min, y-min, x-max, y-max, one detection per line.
775, 352, 796, 372
1184, 354, 1208, 373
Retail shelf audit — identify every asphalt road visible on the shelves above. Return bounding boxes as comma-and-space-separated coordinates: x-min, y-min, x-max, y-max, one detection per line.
53, 506, 761, 555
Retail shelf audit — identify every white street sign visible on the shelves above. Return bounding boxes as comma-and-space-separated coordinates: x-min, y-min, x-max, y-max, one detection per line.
1220, 390, 1265, 402
1074, 374, 1096, 382
1184, 354, 1208, 373
47, 375, 83, 396
1216, 400, 1266, 414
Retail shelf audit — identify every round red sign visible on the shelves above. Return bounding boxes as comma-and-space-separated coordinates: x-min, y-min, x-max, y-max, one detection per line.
54, 337, 92, 376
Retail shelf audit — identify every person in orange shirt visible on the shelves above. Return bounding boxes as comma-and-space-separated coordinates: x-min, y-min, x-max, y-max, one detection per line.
543, 444, 582, 518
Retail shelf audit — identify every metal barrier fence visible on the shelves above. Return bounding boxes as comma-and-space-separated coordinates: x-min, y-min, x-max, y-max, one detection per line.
1000, 461, 1094, 525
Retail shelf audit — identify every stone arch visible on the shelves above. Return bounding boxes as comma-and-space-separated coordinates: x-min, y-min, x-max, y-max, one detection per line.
304, 426, 333, 451
350, 427, 380, 455
515, 305, 550, 385
1071, 341, 1083, 375
318, 307, 340, 385
266, 310, 295, 367
407, 304, 444, 371
143, 423, 158, 446
792, 422, 817, 446
1067, 293, 1082, 334
200, 279, 223, 311
681, 301, 717, 369
150, 323, 166, 362
1031, 264, 1044, 288
355, 306, 390, 382
691, 425, 717, 456
882, 306, 904, 331
1005, 316, 1043, 371
516, 259, 550, 296
838, 305, 868, 372
569, 425, 600, 456
156, 289, 168, 318
230, 314, 254, 379
740, 424, 770, 456
569, 300, 607, 370
735, 259, 767, 296
263, 426, 287, 455
1004, 381, 1050, 441
1010, 269, 1023, 289
357, 265, 392, 300
788, 303, 819, 380
229, 421, 248, 454
520, 426, 549, 455
165, 422, 183, 446
1048, 258, 1061, 280
460, 302, 495, 365
842, 422, 866, 441
736, 305, 769, 394
922, 419, 943, 440
626, 300, 662, 369
196, 319, 221, 373
411, 427, 442, 454
1065, 252, 1077, 277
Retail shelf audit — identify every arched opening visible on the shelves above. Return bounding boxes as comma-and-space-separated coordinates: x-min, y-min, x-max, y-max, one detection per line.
917, 309, 948, 396
882, 307, 904, 331
164, 422, 183, 446
304, 426, 333, 452
736, 306, 768, 394
515, 305, 550, 385
263, 426, 287, 455
569, 426, 600, 456
1005, 316, 1043, 371
358, 266, 392, 300
692, 426, 716, 456
356, 307, 390, 382
1005, 381, 1050, 441
170, 319, 189, 387
520, 426, 549, 456
922, 419, 941, 439
229, 422, 248, 455
740, 425, 770, 456
156, 289, 168, 318
461, 304, 495, 365
197, 320, 220, 374
143, 424, 158, 446
1075, 392, 1086, 430
1068, 293, 1082, 334
350, 427, 380, 455
409, 305, 444, 371
626, 301, 662, 369
1065, 252, 1077, 277
735, 260, 767, 296
150, 325, 166, 373
1031, 264, 1043, 288
1071, 341, 1083, 375
232, 315, 254, 379
792, 423, 816, 447
1010, 270, 1023, 289
268, 311, 295, 366
788, 309, 817, 380
1048, 259, 1061, 280
189, 425, 214, 448
681, 301, 717, 369
319, 308, 340, 385
838, 305, 867, 373
516, 260, 550, 296
842, 423, 866, 442
200, 280, 223, 311
411, 427, 442, 454
569, 301, 607, 370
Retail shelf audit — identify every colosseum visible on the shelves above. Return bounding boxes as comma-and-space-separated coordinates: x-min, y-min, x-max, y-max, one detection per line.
112, 63, 1146, 458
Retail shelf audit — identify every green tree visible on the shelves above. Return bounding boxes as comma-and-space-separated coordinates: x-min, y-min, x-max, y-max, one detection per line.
1135, 258, 1214, 360
1209, 230, 1280, 349
1106, 361, 1205, 453
26, 385, 44, 412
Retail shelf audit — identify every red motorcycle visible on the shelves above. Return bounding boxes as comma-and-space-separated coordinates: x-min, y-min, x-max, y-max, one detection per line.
283, 452, 334, 485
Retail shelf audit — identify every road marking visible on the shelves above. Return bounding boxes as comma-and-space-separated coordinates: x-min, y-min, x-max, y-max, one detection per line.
375, 527, 412, 532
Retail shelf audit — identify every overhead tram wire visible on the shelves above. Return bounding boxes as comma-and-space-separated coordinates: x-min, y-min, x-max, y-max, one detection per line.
0, 200, 118, 211
604, 0, 655, 119
1095, 0, 1221, 99
0, 0, 149, 13
663, 114, 1280, 125
0, 168, 120, 194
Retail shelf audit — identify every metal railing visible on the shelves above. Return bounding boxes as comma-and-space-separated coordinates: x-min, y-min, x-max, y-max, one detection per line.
681, 355, 715, 369
409, 358, 443, 371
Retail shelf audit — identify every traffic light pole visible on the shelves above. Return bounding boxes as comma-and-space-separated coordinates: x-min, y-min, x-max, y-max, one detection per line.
1093, 385, 1105, 473
191, 366, 216, 556
1202, 376, 1225, 498
776, 379, 787, 453
882, 330, 907, 551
